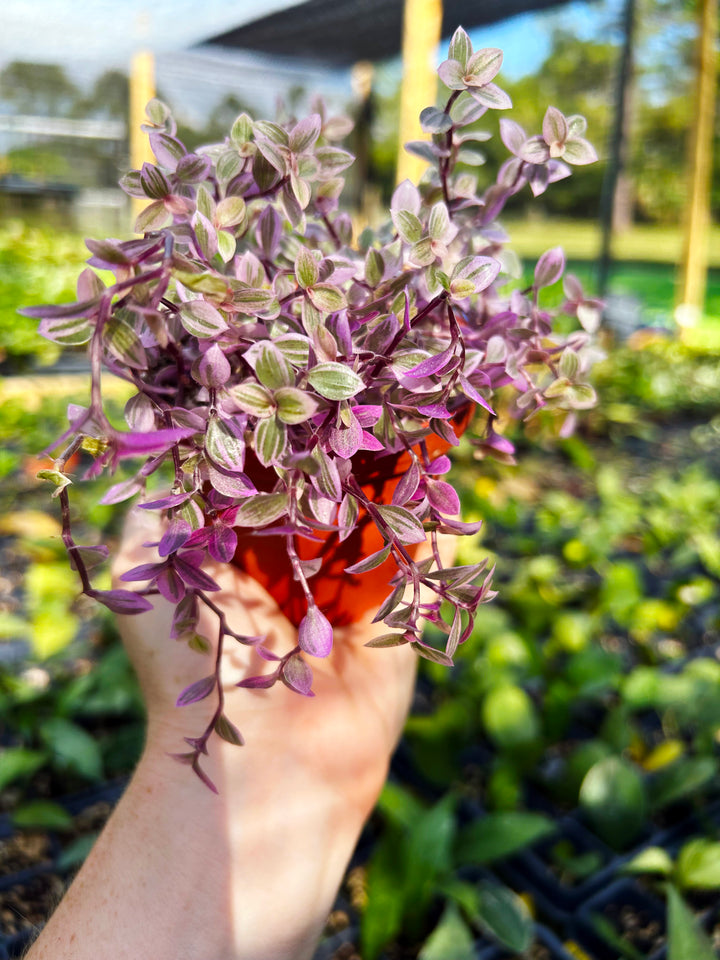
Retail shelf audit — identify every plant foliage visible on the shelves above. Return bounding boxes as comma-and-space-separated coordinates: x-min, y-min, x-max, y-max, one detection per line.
21, 28, 598, 789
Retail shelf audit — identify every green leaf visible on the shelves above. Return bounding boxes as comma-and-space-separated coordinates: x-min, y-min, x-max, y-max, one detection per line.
456, 812, 555, 866
667, 883, 717, 960
173, 270, 228, 298
254, 415, 287, 466
135, 200, 171, 232
103, 317, 146, 369
215, 196, 246, 229
0, 747, 48, 792
145, 98, 171, 124
307, 361, 364, 400
362, 827, 406, 960
579, 756, 646, 848
233, 492, 288, 528
418, 902, 476, 960
216, 149, 243, 183
428, 202, 451, 241
448, 27, 472, 70
365, 248, 384, 288
307, 283, 346, 313
38, 314, 93, 346
474, 880, 533, 953
140, 163, 170, 199
196, 184, 216, 220
217, 230, 236, 263
365, 633, 410, 648
376, 504, 426, 544
229, 380, 275, 418
255, 341, 293, 388
481, 684, 539, 750
392, 209, 423, 244
214, 713, 244, 746
274, 386, 318, 424
624, 846, 674, 877
377, 781, 424, 828
205, 418, 245, 471
253, 120, 289, 145
314, 146, 354, 177
420, 107, 453, 134
295, 246, 319, 289
676, 839, 720, 890
456, 148, 486, 166
12, 799, 73, 831
40, 718, 103, 781
57, 833, 99, 871
231, 286, 278, 315
255, 138, 288, 174
272, 334, 310, 368
410, 237, 436, 266
179, 299, 229, 338
649, 757, 718, 813
230, 112, 253, 144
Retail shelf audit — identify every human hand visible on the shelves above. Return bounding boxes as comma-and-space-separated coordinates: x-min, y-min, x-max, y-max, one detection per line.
102, 509, 454, 960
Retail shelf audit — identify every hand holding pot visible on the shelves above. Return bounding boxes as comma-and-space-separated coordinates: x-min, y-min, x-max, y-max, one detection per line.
27, 510, 454, 960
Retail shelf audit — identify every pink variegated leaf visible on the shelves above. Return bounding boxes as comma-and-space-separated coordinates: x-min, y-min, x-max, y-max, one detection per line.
236, 671, 280, 689
459, 375, 495, 414
345, 545, 392, 575
207, 524, 238, 563
298, 604, 334, 658
139, 491, 193, 510
90, 589, 154, 615
119, 560, 166, 582
392, 459, 421, 505
159, 517, 192, 557
426, 479, 461, 516
176, 674, 216, 707
281, 655, 315, 696
428, 455, 452, 475
405, 344, 456, 379
174, 557, 221, 592
156, 566, 187, 603
113, 426, 196, 458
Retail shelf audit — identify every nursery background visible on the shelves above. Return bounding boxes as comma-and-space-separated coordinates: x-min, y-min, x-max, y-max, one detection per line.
1, 0, 719, 958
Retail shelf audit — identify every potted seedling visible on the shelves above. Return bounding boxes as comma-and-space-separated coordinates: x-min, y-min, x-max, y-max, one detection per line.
21, 28, 599, 789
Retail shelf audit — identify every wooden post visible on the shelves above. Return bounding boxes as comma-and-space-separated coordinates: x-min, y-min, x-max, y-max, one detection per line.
396, 0, 443, 185
129, 50, 156, 224
676, 0, 718, 327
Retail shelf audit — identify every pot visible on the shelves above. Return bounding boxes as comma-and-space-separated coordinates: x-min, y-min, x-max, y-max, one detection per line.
231, 406, 473, 627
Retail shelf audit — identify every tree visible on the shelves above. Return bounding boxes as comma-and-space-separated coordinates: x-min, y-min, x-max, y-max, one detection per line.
0, 61, 80, 116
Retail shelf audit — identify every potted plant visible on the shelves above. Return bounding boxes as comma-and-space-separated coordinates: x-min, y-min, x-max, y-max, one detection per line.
20, 27, 599, 790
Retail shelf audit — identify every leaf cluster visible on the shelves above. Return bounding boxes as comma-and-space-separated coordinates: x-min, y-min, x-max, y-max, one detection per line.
20, 27, 599, 786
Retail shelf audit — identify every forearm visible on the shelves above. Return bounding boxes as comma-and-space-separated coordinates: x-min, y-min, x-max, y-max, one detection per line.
26, 726, 364, 960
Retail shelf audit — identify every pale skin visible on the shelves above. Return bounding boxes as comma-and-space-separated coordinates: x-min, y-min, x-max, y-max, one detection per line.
27, 511, 453, 960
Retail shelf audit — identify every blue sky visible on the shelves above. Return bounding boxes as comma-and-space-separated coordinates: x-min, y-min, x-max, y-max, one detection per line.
1, 0, 619, 123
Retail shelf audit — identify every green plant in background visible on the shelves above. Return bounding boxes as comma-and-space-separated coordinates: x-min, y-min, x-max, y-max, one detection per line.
0, 642, 144, 802
0, 221, 90, 368
361, 781, 553, 959
623, 838, 720, 960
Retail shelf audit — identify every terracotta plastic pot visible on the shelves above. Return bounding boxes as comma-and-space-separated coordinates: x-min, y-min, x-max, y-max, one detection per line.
231, 406, 473, 627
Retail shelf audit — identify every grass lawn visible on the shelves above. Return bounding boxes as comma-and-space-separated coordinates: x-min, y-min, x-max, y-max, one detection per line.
503, 218, 720, 335
502, 217, 720, 269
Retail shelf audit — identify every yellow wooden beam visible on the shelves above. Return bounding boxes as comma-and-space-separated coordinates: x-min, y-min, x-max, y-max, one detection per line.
129, 50, 156, 225
676, 0, 718, 326
396, 0, 443, 185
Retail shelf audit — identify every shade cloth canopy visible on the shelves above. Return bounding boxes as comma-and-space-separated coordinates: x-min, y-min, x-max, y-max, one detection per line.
200, 0, 575, 65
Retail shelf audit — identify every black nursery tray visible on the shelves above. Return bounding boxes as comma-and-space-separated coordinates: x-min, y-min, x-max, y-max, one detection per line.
498, 814, 617, 923
574, 878, 667, 960
0, 780, 127, 957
